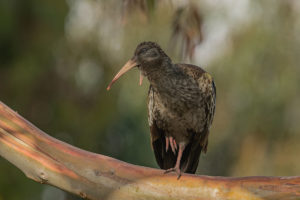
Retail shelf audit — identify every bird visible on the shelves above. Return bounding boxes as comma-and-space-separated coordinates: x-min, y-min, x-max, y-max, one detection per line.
107, 41, 216, 179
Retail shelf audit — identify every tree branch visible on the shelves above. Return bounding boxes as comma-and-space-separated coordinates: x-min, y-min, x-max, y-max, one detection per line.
0, 101, 299, 200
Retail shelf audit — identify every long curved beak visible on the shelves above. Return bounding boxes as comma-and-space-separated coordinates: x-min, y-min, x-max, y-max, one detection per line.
107, 58, 138, 90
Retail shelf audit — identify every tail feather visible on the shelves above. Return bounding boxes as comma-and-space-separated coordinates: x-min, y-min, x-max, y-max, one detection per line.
153, 137, 177, 170
152, 135, 202, 174
151, 122, 203, 174
180, 141, 202, 173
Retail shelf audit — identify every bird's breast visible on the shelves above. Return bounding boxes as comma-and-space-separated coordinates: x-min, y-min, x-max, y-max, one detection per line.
149, 84, 208, 136
156, 78, 205, 111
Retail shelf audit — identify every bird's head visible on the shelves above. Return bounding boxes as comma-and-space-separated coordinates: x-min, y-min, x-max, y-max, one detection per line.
107, 41, 170, 90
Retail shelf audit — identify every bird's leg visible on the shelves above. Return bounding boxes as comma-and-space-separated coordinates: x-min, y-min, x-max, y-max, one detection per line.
165, 136, 177, 154
169, 137, 176, 154
173, 139, 177, 151
164, 143, 185, 179
165, 137, 169, 152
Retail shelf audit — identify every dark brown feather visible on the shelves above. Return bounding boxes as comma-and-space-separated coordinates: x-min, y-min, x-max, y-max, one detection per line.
150, 121, 177, 170
150, 120, 206, 173
108, 41, 215, 175
148, 63, 216, 174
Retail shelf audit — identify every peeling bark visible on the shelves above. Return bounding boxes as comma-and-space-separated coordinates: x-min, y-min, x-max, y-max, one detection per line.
0, 101, 299, 200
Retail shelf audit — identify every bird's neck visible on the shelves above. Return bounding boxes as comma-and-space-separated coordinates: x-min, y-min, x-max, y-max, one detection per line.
141, 60, 183, 93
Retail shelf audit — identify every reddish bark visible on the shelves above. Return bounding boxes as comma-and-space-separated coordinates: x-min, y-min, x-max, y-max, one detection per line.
0, 101, 299, 200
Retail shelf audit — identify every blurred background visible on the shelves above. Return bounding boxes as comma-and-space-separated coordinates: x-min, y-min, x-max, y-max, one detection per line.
1, 0, 300, 199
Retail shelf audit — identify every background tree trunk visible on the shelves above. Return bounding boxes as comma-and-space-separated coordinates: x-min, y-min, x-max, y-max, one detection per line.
0, 101, 299, 200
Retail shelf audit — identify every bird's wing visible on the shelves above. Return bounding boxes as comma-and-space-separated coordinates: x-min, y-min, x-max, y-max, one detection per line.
147, 85, 177, 170
177, 63, 217, 153
147, 65, 216, 173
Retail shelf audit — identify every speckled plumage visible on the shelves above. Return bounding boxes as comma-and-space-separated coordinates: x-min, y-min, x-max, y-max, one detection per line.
108, 41, 216, 176
147, 63, 216, 173
135, 42, 216, 174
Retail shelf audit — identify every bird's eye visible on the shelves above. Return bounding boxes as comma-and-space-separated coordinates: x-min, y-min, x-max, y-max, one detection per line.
147, 49, 159, 57
139, 48, 148, 54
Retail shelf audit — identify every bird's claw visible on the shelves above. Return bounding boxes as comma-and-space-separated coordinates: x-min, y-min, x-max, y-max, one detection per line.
164, 167, 181, 179
165, 136, 177, 154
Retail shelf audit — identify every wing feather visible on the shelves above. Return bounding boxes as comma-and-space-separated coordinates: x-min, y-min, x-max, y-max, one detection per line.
177, 63, 216, 153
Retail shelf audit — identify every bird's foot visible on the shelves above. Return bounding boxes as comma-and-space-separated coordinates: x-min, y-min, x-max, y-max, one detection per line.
165, 136, 177, 154
164, 167, 181, 179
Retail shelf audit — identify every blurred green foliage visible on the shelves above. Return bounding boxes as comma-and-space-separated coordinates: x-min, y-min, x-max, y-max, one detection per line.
1, 0, 300, 199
